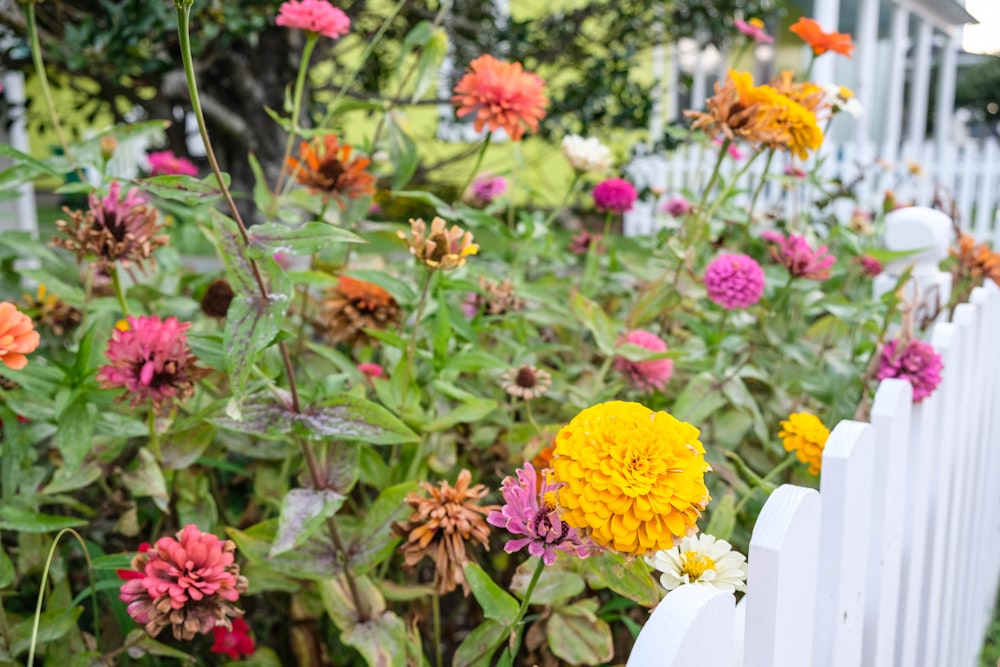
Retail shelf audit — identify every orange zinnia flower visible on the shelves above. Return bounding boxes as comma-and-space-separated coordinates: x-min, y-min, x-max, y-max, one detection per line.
286, 135, 376, 208
790, 18, 854, 57
451, 55, 547, 141
0, 302, 41, 370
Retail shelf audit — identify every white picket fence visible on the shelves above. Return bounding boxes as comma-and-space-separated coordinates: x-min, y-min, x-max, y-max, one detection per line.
627, 284, 1000, 664
623, 139, 1000, 247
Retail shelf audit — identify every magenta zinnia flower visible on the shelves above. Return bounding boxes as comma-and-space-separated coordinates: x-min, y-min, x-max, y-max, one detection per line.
276, 0, 350, 40
98, 315, 208, 410
119, 525, 249, 640
147, 150, 198, 177
875, 338, 943, 403
661, 194, 691, 217
761, 230, 836, 281
856, 255, 883, 277
569, 231, 603, 255
593, 178, 637, 214
704, 253, 765, 309
735, 18, 774, 43
470, 174, 508, 204
487, 462, 592, 565
613, 329, 674, 392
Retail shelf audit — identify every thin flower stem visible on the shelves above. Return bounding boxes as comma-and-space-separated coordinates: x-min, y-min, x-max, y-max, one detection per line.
400, 270, 434, 413
270, 32, 320, 215
700, 147, 763, 227
542, 172, 581, 227
456, 132, 492, 202
109, 265, 129, 316
523, 398, 542, 434
432, 589, 443, 667
695, 138, 730, 218
732, 453, 798, 515
746, 148, 776, 231
506, 558, 545, 657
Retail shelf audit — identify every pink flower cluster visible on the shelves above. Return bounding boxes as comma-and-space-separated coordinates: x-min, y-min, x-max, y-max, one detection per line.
761, 230, 835, 281
593, 178, 637, 214
276, 0, 350, 40
487, 462, 592, 566
471, 174, 508, 203
147, 150, 198, 177
875, 338, 943, 403
704, 253, 765, 309
614, 329, 673, 392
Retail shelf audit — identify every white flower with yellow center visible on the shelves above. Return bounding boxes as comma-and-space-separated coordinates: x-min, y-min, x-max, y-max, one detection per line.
645, 534, 748, 593
821, 83, 863, 119
561, 135, 613, 174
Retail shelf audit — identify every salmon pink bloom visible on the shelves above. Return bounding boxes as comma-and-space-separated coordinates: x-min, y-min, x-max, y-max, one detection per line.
0, 302, 40, 370
276, 0, 350, 40
761, 230, 836, 281
452, 55, 547, 141
593, 178, 637, 214
614, 329, 674, 392
146, 151, 198, 177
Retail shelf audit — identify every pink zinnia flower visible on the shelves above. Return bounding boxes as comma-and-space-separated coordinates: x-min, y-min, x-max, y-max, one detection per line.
761, 230, 836, 281
735, 18, 774, 43
119, 525, 249, 640
784, 165, 807, 179
661, 194, 691, 217
470, 174, 508, 204
211, 617, 255, 659
569, 231, 603, 255
856, 255, 883, 277
276, 0, 350, 39
713, 137, 745, 160
613, 329, 674, 392
593, 178, 637, 214
704, 253, 765, 309
487, 462, 592, 566
146, 150, 198, 177
357, 362, 383, 379
875, 338, 943, 403
98, 315, 208, 410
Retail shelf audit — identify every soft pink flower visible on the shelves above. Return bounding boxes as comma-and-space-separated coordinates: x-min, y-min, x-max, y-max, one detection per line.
761, 230, 836, 281
146, 150, 198, 177
784, 165, 807, 179
593, 178, 637, 214
462, 292, 479, 319
119, 525, 248, 640
211, 618, 255, 659
273, 252, 291, 270
471, 174, 508, 204
357, 362, 383, 379
97, 315, 208, 410
704, 253, 765, 309
713, 137, 745, 160
614, 329, 674, 392
487, 462, 592, 566
856, 255, 883, 277
661, 194, 691, 217
569, 231, 603, 255
875, 338, 943, 403
276, 0, 350, 40
735, 18, 774, 43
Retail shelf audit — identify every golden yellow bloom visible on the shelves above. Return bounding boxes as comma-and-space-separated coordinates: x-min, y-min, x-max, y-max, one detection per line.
747, 85, 824, 160
398, 217, 479, 271
550, 401, 711, 555
685, 71, 785, 148
769, 71, 827, 115
778, 412, 830, 475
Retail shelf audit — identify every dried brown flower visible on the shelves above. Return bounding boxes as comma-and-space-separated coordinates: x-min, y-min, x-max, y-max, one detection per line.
952, 233, 1000, 286
22, 285, 81, 337
468, 277, 526, 317
395, 470, 497, 595
314, 276, 401, 347
685, 71, 784, 148
398, 217, 479, 271
500, 365, 552, 400
201, 278, 235, 318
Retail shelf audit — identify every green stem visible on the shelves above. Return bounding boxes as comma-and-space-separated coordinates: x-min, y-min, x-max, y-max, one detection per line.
270, 32, 320, 215
542, 172, 581, 227
695, 138, 730, 217
432, 589, 443, 667
700, 146, 763, 226
583, 212, 613, 295
746, 148, 776, 231
505, 558, 545, 659
523, 399, 542, 434
456, 132, 492, 202
400, 270, 434, 412
110, 264, 129, 317
147, 409, 161, 460
733, 453, 798, 515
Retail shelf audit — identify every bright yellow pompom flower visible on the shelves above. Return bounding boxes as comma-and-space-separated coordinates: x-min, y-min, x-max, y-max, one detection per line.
550, 401, 711, 556
778, 412, 830, 475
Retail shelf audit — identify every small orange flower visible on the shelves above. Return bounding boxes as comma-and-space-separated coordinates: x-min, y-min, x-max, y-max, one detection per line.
452, 55, 548, 141
286, 135, 376, 208
790, 18, 854, 57
0, 302, 40, 370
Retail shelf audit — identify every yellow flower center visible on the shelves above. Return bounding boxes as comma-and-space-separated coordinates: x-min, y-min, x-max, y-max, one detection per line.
681, 551, 716, 580
749, 18, 765, 29
543, 491, 558, 510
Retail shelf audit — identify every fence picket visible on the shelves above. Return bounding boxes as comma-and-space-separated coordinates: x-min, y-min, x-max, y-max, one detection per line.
626, 584, 735, 667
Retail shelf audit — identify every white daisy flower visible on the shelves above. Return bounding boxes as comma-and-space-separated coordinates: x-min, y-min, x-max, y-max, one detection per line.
561, 135, 613, 174
645, 533, 748, 593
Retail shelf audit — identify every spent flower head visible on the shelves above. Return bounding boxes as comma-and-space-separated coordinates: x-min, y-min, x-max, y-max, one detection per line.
399, 217, 479, 271
761, 230, 835, 280
500, 365, 552, 400
314, 276, 401, 347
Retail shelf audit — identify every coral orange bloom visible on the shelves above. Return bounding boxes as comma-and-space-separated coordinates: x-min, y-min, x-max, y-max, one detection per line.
286, 135, 376, 208
790, 18, 854, 57
0, 302, 40, 370
452, 55, 547, 141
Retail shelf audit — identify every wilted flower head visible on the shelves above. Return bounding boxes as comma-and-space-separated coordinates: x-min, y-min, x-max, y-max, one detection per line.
53, 182, 167, 272
500, 365, 552, 400
646, 534, 748, 593
399, 217, 479, 271
395, 470, 497, 595
593, 178, 637, 214
735, 18, 773, 43
97, 315, 208, 410
778, 412, 829, 475
875, 338, 943, 403
452, 55, 547, 141
850, 209, 874, 235
790, 17, 855, 57
704, 253, 765, 309
465, 276, 526, 318
287, 135, 375, 208
275, 0, 350, 39
856, 255, 883, 277
21, 285, 81, 337
147, 150, 198, 177
487, 462, 592, 566
688, 72, 784, 148
561, 135, 613, 173
661, 195, 692, 217
951, 233, 1000, 286
551, 401, 711, 555
211, 617, 255, 660
469, 173, 508, 204
118, 525, 248, 640
614, 329, 674, 392
569, 231, 603, 255
761, 230, 835, 280
0, 302, 40, 371
200, 278, 234, 319
314, 276, 401, 347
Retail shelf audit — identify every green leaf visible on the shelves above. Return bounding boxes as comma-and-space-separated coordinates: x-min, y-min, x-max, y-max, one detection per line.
10, 607, 82, 657
705, 491, 738, 542
248, 152, 274, 213
0, 506, 85, 533
90, 553, 134, 571
340, 611, 408, 667
160, 420, 216, 470
671, 372, 726, 427
247, 221, 365, 259
141, 173, 228, 206
410, 29, 447, 103
227, 522, 341, 580
119, 447, 169, 512
444, 349, 509, 372
425, 398, 499, 432
53, 399, 97, 473
344, 482, 416, 575
510, 560, 585, 605
388, 114, 419, 191
433, 290, 451, 364
0, 548, 14, 588
569, 292, 617, 355
318, 573, 386, 629
721, 375, 769, 443
546, 599, 614, 666
393, 190, 454, 217
121, 629, 197, 663
271, 488, 346, 557
453, 619, 507, 667
464, 561, 519, 624
584, 551, 660, 608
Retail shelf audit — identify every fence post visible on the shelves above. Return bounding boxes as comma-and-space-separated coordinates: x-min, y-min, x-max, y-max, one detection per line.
626, 583, 735, 667
743, 484, 821, 667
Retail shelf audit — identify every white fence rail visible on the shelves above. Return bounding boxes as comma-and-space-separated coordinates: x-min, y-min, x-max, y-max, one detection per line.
627, 287, 1000, 665
624, 139, 1000, 246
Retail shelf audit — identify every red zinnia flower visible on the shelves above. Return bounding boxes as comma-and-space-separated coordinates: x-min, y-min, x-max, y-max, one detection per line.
452, 55, 548, 141
211, 617, 255, 659
789, 18, 855, 57
286, 135, 376, 209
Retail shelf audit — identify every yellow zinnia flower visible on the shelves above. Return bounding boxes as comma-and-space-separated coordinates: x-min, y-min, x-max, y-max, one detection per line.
778, 412, 830, 475
550, 401, 711, 556
748, 86, 824, 160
